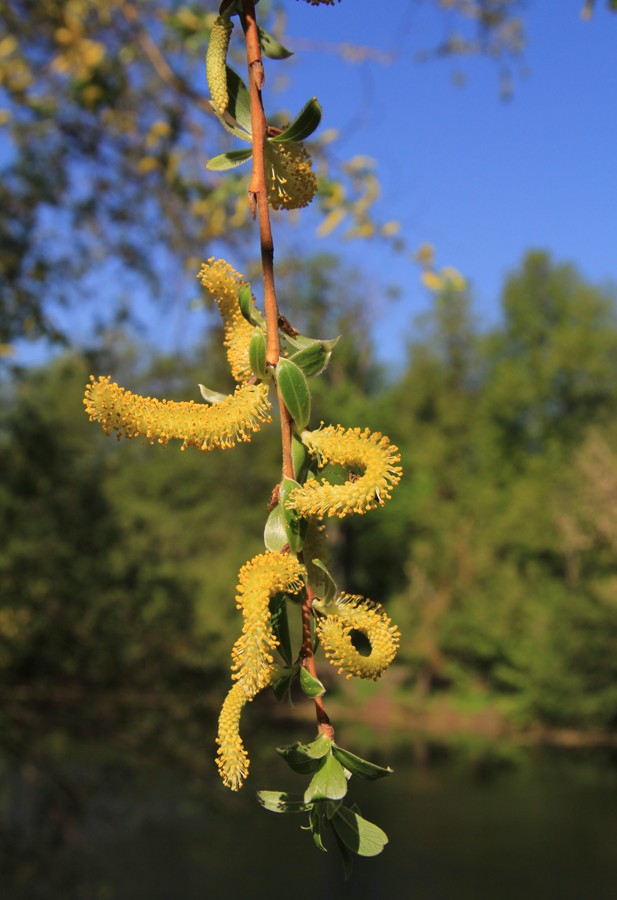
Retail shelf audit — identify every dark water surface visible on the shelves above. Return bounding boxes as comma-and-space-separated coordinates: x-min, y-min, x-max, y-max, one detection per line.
1, 739, 616, 900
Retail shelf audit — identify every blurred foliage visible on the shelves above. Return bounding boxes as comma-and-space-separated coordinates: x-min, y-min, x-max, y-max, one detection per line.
2, 250, 617, 760
1, 0, 587, 350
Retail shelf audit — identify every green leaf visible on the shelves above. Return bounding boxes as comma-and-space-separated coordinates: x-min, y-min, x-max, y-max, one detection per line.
279, 476, 308, 552
264, 503, 287, 552
332, 746, 394, 781
304, 753, 348, 804
197, 384, 228, 404
206, 147, 252, 171
283, 333, 339, 354
269, 595, 293, 666
276, 357, 311, 431
277, 743, 326, 775
307, 558, 337, 605
249, 328, 267, 379
258, 26, 293, 59
289, 342, 331, 378
224, 66, 252, 134
270, 97, 322, 143
309, 806, 328, 852
270, 666, 298, 702
257, 791, 313, 814
299, 665, 326, 698
330, 822, 355, 879
291, 433, 310, 482
331, 807, 389, 857
238, 283, 264, 326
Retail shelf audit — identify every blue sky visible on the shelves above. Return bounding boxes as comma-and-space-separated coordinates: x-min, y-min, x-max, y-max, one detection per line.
10, 2, 617, 369
269, 1, 617, 365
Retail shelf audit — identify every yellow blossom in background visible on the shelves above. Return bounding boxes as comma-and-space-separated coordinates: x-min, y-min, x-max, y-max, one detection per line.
414, 242, 435, 269
199, 258, 256, 384
83, 376, 271, 451
264, 140, 317, 211
216, 552, 305, 790
315, 593, 400, 681
286, 425, 402, 519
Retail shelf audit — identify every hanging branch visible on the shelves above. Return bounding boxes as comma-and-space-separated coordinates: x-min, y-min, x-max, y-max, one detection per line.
84, 0, 402, 871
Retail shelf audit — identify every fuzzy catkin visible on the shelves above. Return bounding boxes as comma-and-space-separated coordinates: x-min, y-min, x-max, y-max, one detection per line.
287, 425, 402, 518
199, 258, 256, 384
206, 16, 233, 115
84, 376, 271, 451
315, 593, 400, 681
216, 553, 305, 790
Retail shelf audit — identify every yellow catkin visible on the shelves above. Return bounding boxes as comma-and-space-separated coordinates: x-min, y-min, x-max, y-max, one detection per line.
315, 593, 400, 681
263, 140, 317, 211
206, 16, 233, 115
84, 376, 271, 451
216, 552, 305, 790
198, 258, 256, 384
286, 425, 402, 518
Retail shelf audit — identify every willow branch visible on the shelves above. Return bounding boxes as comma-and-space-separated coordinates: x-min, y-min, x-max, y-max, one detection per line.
301, 583, 334, 739
241, 1, 293, 481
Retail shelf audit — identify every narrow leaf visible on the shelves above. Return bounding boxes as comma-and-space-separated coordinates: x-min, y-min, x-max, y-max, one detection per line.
238, 284, 264, 326
299, 665, 326, 698
332, 746, 394, 781
309, 807, 328, 852
308, 558, 337, 605
330, 824, 355, 879
276, 357, 311, 431
249, 328, 267, 379
277, 743, 326, 775
206, 148, 252, 171
289, 342, 330, 378
279, 476, 308, 552
304, 753, 348, 804
197, 384, 228, 404
269, 595, 293, 666
270, 666, 298, 702
270, 97, 322, 143
331, 807, 389, 857
225, 65, 252, 134
264, 503, 288, 552
291, 433, 310, 482
258, 26, 293, 59
257, 791, 313, 814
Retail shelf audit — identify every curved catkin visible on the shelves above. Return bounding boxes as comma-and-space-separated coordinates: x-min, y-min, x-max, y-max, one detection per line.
199, 258, 256, 384
263, 140, 317, 211
315, 593, 400, 681
206, 16, 233, 115
286, 425, 402, 518
231, 552, 305, 694
84, 376, 271, 451
216, 552, 305, 790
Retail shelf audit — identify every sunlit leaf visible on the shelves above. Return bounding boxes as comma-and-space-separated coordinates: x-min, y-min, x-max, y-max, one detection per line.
276, 357, 311, 431
299, 665, 326, 698
304, 753, 348, 803
206, 148, 253, 171
331, 806, 388, 857
257, 791, 313, 814
270, 98, 322, 143
331, 745, 394, 780
264, 503, 287, 552
258, 26, 293, 59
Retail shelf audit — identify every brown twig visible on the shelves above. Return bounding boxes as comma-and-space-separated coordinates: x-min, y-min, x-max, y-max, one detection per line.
241, 1, 293, 480
241, 2, 332, 738
301, 583, 334, 739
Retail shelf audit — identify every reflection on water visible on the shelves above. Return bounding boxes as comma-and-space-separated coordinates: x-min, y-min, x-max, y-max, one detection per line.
1, 737, 616, 900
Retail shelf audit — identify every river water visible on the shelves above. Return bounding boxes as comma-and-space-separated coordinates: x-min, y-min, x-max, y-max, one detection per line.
1, 737, 616, 900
